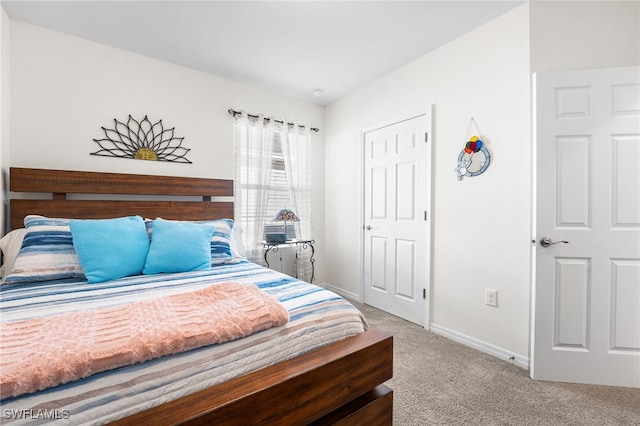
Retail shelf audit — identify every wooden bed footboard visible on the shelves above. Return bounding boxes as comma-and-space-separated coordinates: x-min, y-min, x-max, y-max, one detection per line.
111, 329, 393, 425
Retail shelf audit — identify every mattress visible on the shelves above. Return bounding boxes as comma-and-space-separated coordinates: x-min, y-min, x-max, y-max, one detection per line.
0, 260, 367, 425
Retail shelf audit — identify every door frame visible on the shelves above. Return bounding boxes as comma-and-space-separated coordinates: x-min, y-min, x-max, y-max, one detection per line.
359, 107, 434, 330
530, 72, 540, 378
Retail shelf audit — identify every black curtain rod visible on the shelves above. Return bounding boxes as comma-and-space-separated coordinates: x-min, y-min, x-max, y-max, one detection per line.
228, 109, 319, 133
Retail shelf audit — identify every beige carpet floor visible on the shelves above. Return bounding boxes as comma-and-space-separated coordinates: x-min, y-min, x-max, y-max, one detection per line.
354, 302, 640, 425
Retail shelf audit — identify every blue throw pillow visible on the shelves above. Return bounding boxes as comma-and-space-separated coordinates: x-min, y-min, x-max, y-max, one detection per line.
70, 216, 150, 283
143, 218, 216, 274
144, 218, 234, 265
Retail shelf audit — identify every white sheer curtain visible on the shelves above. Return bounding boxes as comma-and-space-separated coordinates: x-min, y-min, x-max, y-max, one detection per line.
234, 113, 313, 281
234, 114, 274, 264
280, 125, 313, 282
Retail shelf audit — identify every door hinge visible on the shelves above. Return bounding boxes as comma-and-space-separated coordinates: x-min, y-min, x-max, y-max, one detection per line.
424, 211, 428, 221
425, 132, 429, 143
423, 288, 426, 299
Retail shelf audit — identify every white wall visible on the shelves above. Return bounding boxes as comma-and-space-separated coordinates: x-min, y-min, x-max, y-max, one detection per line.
530, 1, 640, 73
325, 5, 532, 357
0, 8, 9, 234
7, 21, 327, 282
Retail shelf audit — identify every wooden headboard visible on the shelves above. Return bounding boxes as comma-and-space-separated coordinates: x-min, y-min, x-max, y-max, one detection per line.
9, 168, 234, 230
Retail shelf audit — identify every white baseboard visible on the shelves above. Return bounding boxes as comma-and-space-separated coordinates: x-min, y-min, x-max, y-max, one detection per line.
317, 283, 530, 370
430, 323, 530, 370
317, 282, 362, 303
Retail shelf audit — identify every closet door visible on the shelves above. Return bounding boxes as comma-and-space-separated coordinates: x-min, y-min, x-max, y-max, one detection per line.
363, 113, 431, 326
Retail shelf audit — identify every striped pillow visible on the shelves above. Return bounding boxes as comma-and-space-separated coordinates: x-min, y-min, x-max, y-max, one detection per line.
3, 215, 85, 284
209, 219, 234, 265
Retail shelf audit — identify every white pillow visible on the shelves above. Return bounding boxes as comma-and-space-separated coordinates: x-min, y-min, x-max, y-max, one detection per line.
230, 224, 247, 259
0, 228, 27, 280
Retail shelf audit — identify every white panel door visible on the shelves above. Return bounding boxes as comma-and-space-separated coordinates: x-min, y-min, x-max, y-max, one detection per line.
363, 114, 431, 326
533, 67, 640, 387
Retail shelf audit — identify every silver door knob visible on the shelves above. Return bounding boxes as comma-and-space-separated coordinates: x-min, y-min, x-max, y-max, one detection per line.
540, 237, 569, 247
365, 225, 372, 230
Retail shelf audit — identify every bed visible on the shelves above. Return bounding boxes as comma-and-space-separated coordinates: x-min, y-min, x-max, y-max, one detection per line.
1, 167, 393, 425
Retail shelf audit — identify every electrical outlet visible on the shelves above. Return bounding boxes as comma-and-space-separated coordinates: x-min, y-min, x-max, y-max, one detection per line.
485, 289, 498, 307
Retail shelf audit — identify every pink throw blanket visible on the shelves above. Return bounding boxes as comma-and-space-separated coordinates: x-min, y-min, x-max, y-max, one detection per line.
0, 283, 289, 399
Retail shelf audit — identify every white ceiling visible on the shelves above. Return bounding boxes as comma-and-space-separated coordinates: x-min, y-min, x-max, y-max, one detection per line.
1, 1, 525, 105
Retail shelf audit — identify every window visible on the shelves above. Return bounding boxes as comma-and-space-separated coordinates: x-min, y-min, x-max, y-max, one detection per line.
233, 114, 313, 281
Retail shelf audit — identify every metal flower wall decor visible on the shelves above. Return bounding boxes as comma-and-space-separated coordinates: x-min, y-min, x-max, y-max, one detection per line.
91, 115, 192, 163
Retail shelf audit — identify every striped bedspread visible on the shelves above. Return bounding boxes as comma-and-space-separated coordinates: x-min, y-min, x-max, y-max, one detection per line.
0, 261, 367, 425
